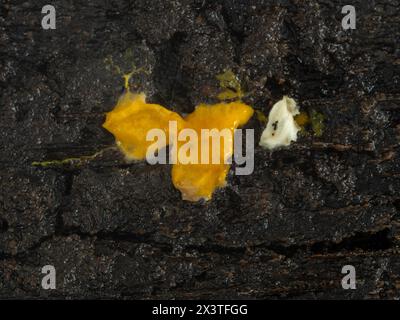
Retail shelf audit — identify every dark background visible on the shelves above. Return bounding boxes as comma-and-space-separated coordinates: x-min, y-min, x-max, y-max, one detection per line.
0, 0, 399, 299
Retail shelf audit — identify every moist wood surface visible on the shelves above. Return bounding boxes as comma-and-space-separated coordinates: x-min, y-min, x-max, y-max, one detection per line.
0, 0, 399, 298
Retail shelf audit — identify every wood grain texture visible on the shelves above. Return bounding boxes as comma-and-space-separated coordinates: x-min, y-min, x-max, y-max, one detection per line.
0, 0, 399, 299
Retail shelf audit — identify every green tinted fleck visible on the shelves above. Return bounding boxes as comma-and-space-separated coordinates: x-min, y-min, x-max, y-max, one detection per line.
255, 110, 268, 124
310, 110, 325, 137
216, 69, 244, 101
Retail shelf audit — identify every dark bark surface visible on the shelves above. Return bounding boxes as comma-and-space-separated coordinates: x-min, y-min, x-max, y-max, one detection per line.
0, 0, 399, 299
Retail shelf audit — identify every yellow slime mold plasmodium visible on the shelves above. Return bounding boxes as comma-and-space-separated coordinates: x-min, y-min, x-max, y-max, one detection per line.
172, 101, 254, 201
103, 92, 184, 160
103, 95, 253, 201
